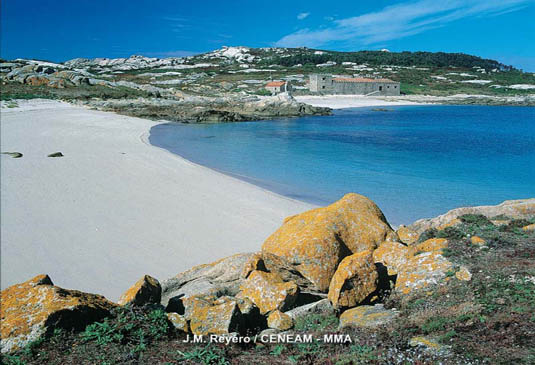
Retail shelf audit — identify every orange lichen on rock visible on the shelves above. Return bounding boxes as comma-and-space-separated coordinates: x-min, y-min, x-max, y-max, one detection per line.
262, 193, 396, 291
167, 313, 189, 333
328, 251, 378, 310
0, 275, 116, 354
237, 270, 298, 314
373, 241, 410, 275
409, 238, 448, 255
396, 225, 420, 245
470, 236, 486, 245
436, 218, 462, 231
339, 304, 399, 329
455, 266, 472, 281
267, 310, 293, 331
188, 297, 242, 335
522, 223, 535, 232
395, 251, 453, 295
118, 275, 161, 306
241, 253, 264, 279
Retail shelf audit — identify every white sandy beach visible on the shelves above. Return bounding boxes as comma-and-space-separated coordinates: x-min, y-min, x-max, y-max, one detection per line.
0, 100, 316, 301
295, 95, 424, 109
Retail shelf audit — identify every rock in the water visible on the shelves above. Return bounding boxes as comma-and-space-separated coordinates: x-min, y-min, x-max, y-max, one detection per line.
396, 225, 419, 245
284, 299, 334, 321
118, 275, 161, 306
188, 297, 242, 335
167, 313, 189, 332
373, 241, 410, 275
1, 275, 116, 353
409, 199, 535, 234
1, 152, 23, 158
262, 193, 396, 292
267, 310, 293, 331
339, 304, 399, 329
47, 152, 64, 157
395, 251, 453, 295
328, 251, 378, 310
161, 253, 253, 308
237, 270, 298, 314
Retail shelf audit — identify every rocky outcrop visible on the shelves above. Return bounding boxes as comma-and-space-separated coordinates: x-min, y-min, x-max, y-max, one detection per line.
262, 193, 397, 292
161, 253, 253, 310
373, 241, 410, 276
118, 275, 161, 306
236, 271, 299, 314
395, 251, 453, 295
327, 251, 378, 310
184, 295, 243, 335
339, 304, 399, 329
396, 225, 420, 245
1, 275, 116, 353
167, 313, 189, 332
409, 199, 535, 234
267, 310, 293, 331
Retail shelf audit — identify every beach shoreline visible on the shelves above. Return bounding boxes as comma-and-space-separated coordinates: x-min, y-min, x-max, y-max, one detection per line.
0, 99, 316, 301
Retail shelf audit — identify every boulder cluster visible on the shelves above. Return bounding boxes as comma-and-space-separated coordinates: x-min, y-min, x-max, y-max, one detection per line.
5, 193, 532, 354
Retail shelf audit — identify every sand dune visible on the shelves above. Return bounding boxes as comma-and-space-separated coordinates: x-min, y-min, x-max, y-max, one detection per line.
0, 100, 315, 301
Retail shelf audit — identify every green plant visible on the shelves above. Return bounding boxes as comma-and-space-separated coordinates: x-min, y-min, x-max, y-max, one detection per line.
294, 313, 339, 331
270, 344, 285, 356
177, 344, 229, 365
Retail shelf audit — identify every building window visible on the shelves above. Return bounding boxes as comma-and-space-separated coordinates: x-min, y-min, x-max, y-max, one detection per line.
322, 86, 325, 89
322, 77, 326, 81
379, 86, 383, 91
387, 86, 390, 88
394, 86, 397, 88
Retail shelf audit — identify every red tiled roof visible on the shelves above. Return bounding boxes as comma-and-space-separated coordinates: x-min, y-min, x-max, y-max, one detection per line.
333, 77, 396, 83
266, 81, 285, 87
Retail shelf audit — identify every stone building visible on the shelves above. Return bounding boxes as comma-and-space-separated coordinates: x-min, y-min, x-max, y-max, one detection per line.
265, 81, 292, 94
309, 74, 400, 96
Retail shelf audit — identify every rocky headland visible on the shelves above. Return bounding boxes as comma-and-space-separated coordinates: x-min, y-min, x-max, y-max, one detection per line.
2, 194, 534, 364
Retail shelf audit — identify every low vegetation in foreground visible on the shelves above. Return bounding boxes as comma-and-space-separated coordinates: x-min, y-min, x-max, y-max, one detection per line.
2, 211, 534, 364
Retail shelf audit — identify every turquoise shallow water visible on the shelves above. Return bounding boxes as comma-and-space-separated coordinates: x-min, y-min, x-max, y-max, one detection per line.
149, 105, 535, 226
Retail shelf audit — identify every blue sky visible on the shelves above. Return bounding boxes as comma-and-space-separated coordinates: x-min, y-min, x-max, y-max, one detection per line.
2, 0, 534, 70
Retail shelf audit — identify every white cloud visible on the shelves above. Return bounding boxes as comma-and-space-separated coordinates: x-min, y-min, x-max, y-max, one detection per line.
277, 0, 530, 48
297, 12, 310, 20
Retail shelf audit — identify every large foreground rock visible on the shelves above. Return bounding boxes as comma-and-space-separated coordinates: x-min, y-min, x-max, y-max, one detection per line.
262, 193, 397, 292
339, 304, 399, 329
409, 198, 535, 234
161, 253, 253, 308
328, 251, 378, 310
1, 275, 116, 353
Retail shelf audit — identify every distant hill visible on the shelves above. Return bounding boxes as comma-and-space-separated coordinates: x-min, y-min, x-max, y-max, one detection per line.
257, 49, 514, 71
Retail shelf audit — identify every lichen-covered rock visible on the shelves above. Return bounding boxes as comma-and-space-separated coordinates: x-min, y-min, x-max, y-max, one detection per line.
409, 336, 450, 354
267, 310, 293, 331
284, 299, 334, 321
328, 251, 378, 310
396, 225, 419, 245
456, 266, 472, 281
118, 275, 161, 306
470, 236, 486, 245
161, 253, 253, 308
241, 252, 264, 279
395, 251, 453, 295
409, 198, 535, 234
262, 193, 396, 291
237, 270, 298, 314
522, 223, 535, 232
167, 313, 189, 333
188, 298, 242, 336
261, 252, 316, 291
1, 275, 116, 353
339, 304, 399, 329
408, 238, 448, 255
373, 241, 410, 275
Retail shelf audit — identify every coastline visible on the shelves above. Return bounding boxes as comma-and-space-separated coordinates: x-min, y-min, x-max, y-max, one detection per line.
0, 100, 316, 301
294, 95, 427, 109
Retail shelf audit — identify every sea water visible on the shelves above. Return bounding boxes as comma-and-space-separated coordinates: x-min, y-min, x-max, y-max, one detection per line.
149, 105, 535, 226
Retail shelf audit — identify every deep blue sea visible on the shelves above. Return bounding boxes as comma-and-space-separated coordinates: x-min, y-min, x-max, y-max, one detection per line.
149, 105, 535, 226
